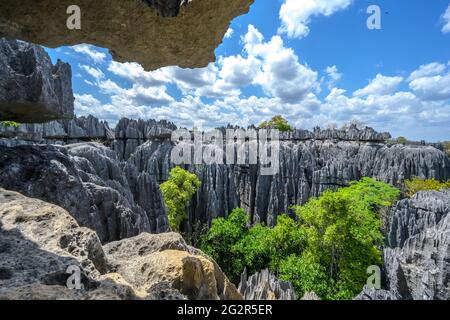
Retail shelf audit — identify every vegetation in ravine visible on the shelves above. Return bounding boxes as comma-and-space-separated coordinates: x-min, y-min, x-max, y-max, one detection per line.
404, 177, 450, 198
200, 178, 399, 300
160, 166, 201, 232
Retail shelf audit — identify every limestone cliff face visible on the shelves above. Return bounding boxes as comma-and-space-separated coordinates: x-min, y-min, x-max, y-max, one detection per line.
0, 38, 74, 123
0, 188, 240, 300
127, 133, 450, 230
2, 117, 449, 234
0, 0, 254, 71
356, 189, 450, 300
0, 143, 169, 243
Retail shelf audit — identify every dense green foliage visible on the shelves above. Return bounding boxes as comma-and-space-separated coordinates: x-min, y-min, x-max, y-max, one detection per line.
160, 166, 201, 231
259, 115, 293, 132
0, 121, 19, 128
289, 178, 399, 299
200, 178, 399, 299
404, 177, 450, 197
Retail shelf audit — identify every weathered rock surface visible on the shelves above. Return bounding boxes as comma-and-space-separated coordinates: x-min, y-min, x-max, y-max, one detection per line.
356, 189, 450, 300
0, 115, 113, 142
0, 0, 254, 71
238, 269, 296, 300
301, 292, 321, 300
0, 188, 138, 300
104, 232, 242, 300
0, 143, 168, 243
0, 38, 74, 123
0, 188, 240, 300
112, 118, 176, 160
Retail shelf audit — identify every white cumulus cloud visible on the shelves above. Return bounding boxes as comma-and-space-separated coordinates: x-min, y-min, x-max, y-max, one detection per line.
278, 0, 353, 39
407, 62, 446, 81
71, 44, 106, 63
442, 4, 450, 34
353, 74, 403, 97
224, 27, 234, 39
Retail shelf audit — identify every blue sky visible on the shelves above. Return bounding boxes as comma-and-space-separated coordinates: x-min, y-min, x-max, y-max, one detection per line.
46, 0, 450, 141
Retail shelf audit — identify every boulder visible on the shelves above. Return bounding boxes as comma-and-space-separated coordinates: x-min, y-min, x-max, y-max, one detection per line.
0, 188, 138, 300
0, 38, 74, 123
0, 188, 239, 300
103, 232, 242, 300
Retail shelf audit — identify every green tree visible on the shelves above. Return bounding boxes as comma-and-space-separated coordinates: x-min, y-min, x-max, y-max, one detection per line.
201, 178, 399, 299
160, 166, 201, 231
200, 208, 249, 282
292, 178, 399, 299
396, 136, 407, 145
279, 252, 331, 299
259, 115, 293, 132
404, 177, 450, 198
231, 223, 273, 281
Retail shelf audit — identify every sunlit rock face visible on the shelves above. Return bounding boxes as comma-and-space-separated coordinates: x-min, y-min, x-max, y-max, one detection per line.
0, 189, 240, 300
0, 0, 254, 71
0, 38, 74, 123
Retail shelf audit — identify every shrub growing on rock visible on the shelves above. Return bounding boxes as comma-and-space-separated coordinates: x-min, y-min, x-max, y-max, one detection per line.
160, 166, 200, 232
0, 121, 19, 128
259, 115, 293, 132
404, 177, 450, 197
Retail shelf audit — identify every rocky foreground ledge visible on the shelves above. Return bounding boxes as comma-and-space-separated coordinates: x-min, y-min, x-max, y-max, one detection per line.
0, 188, 241, 300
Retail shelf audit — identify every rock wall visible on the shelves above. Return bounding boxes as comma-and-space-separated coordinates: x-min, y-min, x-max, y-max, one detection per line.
238, 268, 296, 300
2, 115, 449, 235
356, 189, 450, 300
0, 143, 168, 243
0, 188, 240, 300
0, 0, 255, 71
128, 133, 450, 229
0, 38, 74, 123
1, 113, 450, 237
0, 115, 113, 144
112, 117, 176, 160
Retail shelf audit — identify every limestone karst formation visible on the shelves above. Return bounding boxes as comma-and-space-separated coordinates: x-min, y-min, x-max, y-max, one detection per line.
0, 24, 449, 300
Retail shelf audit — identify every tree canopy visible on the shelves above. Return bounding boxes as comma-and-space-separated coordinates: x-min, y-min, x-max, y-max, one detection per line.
200, 178, 399, 299
259, 115, 293, 132
160, 166, 201, 231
